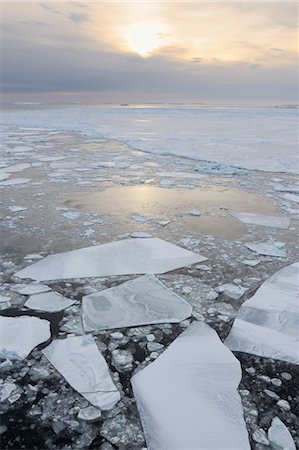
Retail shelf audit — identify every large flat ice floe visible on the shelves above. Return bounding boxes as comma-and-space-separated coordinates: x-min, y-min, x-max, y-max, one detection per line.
15, 238, 206, 281
231, 212, 290, 229
42, 335, 120, 410
132, 321, 250, 450
225, 262, 299, 364
0, 316, 50, 360
245, 241, 287, 258
25, 291, 75, 313
82, 274, 192, 332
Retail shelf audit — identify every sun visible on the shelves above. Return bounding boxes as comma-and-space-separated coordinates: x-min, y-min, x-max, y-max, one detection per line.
125, 22, 165, 57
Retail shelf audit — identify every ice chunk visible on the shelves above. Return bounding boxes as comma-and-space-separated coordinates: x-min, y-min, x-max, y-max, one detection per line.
15, 238, 206, 281
188, 209, 201, 217
0, 316, 50, 360
242, 259, 260, 267
25, 291, 75, 312
282, 193, 299, 204
130, 232, 152, 238
0, 178, 31, 186
0, 172, 9, 182
216, 283, 248, 300
132, 322, 250, 450
225, 262, 299, 364
231, 212, 290, 229
2, 163, 31, 173
8, 206, 28, 212
11, 283, 51, 295
82, 274, 192, 332
268, 417, 296, 450
42, 335, 120, 410
245, 241, 287, 257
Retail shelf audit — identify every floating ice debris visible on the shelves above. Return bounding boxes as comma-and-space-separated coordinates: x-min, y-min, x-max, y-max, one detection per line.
42, 335, 120, 410
225, 262, 299, 364
242, 259, 260, 267
49, 161, 79, 169
268, 417, 296, 450
0, 316, 50, 361
11, 283, 51, 295
96, 161, 129, 169
155, 220, 170, 227
231, 212, 290, 229
82, 274, 192, 332
24, 253, 43, 261
215, 283, 248, 300
2, 163, 31, 173
0, 178, 31, 186
0, 173, 9, 182
188, 209, 201, 217
77, 406, 102, 422
245, 241, 287, 258
130, 231, 152, 238
25, 291, 75, 313
132, 322, 250, 450
16, 238, 206, 281
156, 171, 203, 179
8, 205, 28, 213
282, 193, 299, 204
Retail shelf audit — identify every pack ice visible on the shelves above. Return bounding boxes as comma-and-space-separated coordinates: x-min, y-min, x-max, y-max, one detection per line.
15, 238, 206, 281
231, 212, 290, 229
0, 316, 50, 360
225, 262, 299, 364
82, 274, 192, 332
42, 335, 120, 410
132, 321, 250, 450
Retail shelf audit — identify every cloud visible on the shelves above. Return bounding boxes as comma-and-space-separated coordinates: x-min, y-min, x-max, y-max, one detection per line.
68, 13, 89, 25
248, 63, 262, 70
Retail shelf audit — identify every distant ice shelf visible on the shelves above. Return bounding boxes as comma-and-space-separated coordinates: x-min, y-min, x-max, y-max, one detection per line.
225, 262, 299, 364
132, 321, 250, 450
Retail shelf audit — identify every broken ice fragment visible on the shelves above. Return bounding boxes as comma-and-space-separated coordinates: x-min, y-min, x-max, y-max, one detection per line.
15, 238, 206, 281
11, 283, 51, 295
8, 206, 28, 213
215, 283, 248, 300
225, 262, 299, 364
132, 322, 250, 450
245, 241, 287, 257
230, 212, 290, 229
282, 193, 299, 204
42, 335, 120, 410
242, 259, 260, 267
188, 209, 201, 216
268, 417, 296, 450
25, 291, 75, 313
130, 231, 152, 238
0, 316, 50, 360
82, 275, 192, 332
0, 178, 31, 186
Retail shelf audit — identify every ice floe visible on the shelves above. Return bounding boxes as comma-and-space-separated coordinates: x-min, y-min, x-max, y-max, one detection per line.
2, 163, 31, 173
10, 283, 51, 295
15, 238, 206, 281
282, 193, 299, 204
215, 283, 248, 300
231, 212, 290, 229
268, 417, 296, 450
132, 321, 250, 450
0, 178, 31, 186
42, 335, 120, 410
0, 316, 50, 360
8, 206, 28, 213
82, 274, 192, 332
25, 291, 75, 312
245, 241, 287, 257
225, 262, 299, 364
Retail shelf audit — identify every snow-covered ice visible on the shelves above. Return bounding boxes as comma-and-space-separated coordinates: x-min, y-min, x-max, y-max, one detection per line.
231, 212, 290, 229
132, 321, 250, 450
15, 238, 206, 281
0, 316, 50, 361
42, 335, 120, 410
25, 291, 75, 312
245, 241, 287, 257
82, 274, 192, 332
225, 262, 299, 364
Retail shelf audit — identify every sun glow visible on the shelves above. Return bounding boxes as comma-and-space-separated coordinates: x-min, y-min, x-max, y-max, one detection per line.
125, 22, 165, 56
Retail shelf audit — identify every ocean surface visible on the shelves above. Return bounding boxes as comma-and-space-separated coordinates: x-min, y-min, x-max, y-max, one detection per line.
2, 105, 298, 173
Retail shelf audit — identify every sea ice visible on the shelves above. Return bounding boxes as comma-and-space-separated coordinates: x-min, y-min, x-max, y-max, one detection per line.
245, 241, 287, 257
8, 205, 28, 212
132, 321, 250, 450
15, 238, 206, 281
11, 283, 51, 295
0, 173, 9, 182
2, 163, 31, 173
82, 274, 192, 332
225, 262, 299, 364
215, 283, 248, 300
0, 178, 31, 186
282, 193, 299, 204
242, 259, 260, 267
231, 212, 290, 229
188, 209, 202, 217
25, 291, 75, 313
268, 417, 296, 450
42, 335, 120, 410
0, 316, 50, 360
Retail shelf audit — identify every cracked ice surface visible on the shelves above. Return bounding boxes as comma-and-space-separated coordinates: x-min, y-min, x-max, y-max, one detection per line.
225, 262, 299, 364
15, 238, 206, 281
82, 274, 192, 332
0, 316, 50, 361
42, 335, 120, 410
132, 321, 250, 450
25, 291, 75, 312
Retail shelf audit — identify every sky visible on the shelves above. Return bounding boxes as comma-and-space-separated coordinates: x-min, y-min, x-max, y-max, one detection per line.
1, 1, 298, 104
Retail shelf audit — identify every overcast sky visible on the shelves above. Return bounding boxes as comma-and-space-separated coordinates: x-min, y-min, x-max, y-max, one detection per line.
1, 1, 298, 104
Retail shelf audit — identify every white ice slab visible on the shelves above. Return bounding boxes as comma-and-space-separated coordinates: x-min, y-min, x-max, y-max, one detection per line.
245, 241, 287, 258
282, 193, 299, 204
0, 178, 31, 186
268, 417, 296, 450
0, 316, 51, 361
25, 291, 75, 312
0, 172, 9, 182
216, 283, 248, 300
225, 262, 299, 364
42, 335, 120, 410
82, 274, 192, 332
132, 321, 250, 450
11, 283, 51, 295
9, 205, 28, 213
15, 238, 206, 281
231, 212, 290, 229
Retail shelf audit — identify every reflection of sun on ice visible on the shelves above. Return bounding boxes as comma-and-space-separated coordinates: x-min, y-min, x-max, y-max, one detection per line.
125, 22, 165, 56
